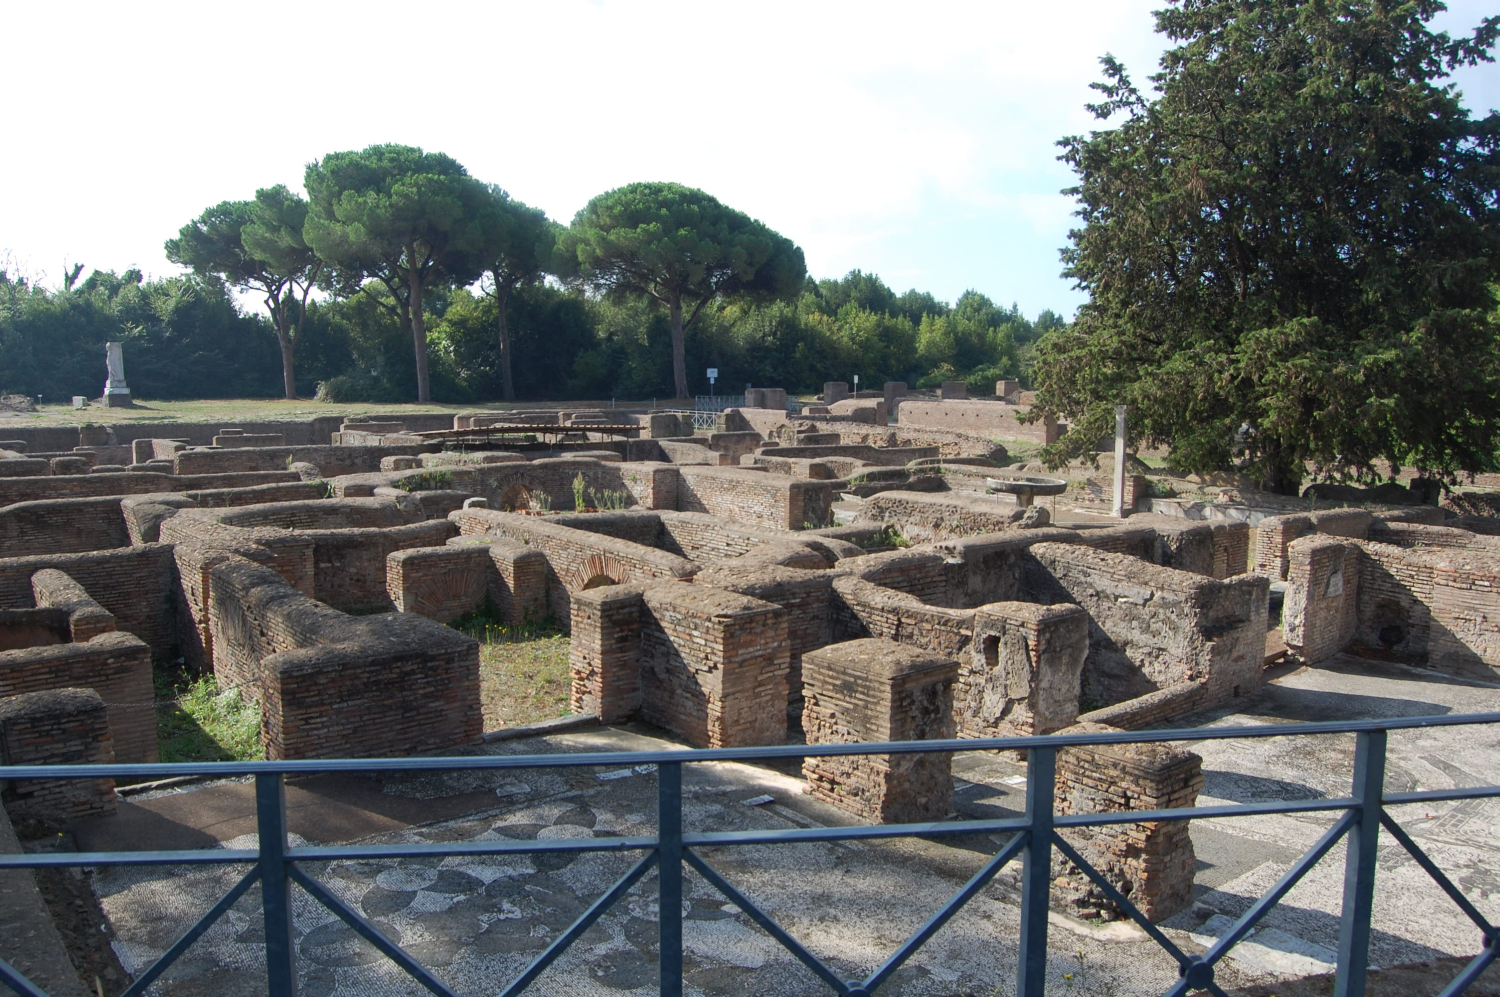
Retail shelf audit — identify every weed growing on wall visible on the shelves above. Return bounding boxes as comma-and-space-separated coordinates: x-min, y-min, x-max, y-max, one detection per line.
588, 488, 628, 510
572, 473, 587, 511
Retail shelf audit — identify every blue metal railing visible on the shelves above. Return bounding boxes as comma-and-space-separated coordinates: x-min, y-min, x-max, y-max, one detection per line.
2, 713, 1498, 997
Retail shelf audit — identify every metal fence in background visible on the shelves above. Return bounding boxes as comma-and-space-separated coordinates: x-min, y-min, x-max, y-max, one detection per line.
1, 714, 1498, 997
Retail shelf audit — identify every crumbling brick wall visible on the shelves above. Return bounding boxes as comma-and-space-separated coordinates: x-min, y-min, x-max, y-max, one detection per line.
0, 630, 155, 764
965, 602, 1089, 737
801, 638, 957, 823
1054, 722, 1202, 922
853, 490, 1042, 543
451, 507, 698, 625
1251, 509, 1372, 579
0, 497, 130, 558
568, 580, 790, 747
1283, 536, 1359, 664
206, 554, 481, 759
0, 546, 178, 654
1355, 539, 1500, 678
1027, 542, 1269, 709
0, 688, 116, 823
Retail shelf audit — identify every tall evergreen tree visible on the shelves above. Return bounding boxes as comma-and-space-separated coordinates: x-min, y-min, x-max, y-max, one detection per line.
1031, 0, 1500, 490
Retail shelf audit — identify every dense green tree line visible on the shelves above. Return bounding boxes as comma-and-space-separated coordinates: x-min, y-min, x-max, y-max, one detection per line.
0, 260, 1053, 403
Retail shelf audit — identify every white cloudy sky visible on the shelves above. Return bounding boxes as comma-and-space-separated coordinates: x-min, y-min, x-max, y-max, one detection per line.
2, 0, 1496, 317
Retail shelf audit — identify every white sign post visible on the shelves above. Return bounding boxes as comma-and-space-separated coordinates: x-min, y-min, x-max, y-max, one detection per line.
1112, 405, 1129, 518
706, 368, 718, 394
852, 374, 859, 398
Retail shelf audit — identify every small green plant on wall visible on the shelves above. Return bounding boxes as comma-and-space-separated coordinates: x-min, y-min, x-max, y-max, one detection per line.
572, 473, 587, 511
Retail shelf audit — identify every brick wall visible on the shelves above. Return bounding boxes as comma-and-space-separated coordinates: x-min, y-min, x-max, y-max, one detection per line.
1283, 537, 1360, 663
898, 399, 1060, 445
1055, 722, 1202, 922
173, 444, 435, 477
0, 545, 178, 654
30, 569, 116, 643
0, 631, 155, 763
853, 490, 1036, 543
846, 549, 949, 604
1251, 509, 1373, 578
0, 688, 116, 822
965, 602, 1089, 737
802, 638, 957, 824
639, 582, 789, 747
675, 465, 833, 531
0, 470, 299, 506
0, 497, 130, 558
206, 555, 481, 759
568, 580, 791, 747
694, 564, 833, 725
451, 508, 698, 625
1028, 542, 1269, 709
1355, 539, 1500, 678
386, 546, 490, 623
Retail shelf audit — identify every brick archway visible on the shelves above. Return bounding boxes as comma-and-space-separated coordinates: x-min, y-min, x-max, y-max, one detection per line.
569, 553, 631, 591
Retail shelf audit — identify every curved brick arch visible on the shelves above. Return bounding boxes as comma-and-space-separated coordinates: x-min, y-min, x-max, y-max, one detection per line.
497, 483, 533, 512
568, 553, 632, 592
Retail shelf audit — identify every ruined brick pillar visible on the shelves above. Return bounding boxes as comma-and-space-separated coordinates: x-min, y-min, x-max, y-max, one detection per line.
802, 638, 957, 823
1053, 721, 1202, 921
569, 585, 646, 723
0, 688, 116, 823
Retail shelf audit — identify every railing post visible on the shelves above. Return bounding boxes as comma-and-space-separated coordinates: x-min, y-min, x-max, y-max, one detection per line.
1017, 745, 1055, 997
256, 772, 297, 997
658, 761, 683, 997
1335, 729, 1387, 997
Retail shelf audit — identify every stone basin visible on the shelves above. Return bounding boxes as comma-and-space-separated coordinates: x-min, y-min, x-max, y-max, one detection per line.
985, 474, 1069, 507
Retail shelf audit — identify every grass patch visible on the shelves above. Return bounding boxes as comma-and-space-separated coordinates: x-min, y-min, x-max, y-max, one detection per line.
155, 661, 263, 762
451, 604, 571, 731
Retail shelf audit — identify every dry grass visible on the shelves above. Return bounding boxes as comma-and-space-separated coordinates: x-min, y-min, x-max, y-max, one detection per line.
451, 608, 572, 731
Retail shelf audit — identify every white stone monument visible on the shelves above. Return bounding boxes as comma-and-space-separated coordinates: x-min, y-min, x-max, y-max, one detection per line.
1112, 405, 1129, 518
103, 341, 131, 407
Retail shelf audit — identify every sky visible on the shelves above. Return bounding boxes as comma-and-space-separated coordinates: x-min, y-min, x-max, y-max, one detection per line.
2, 0, 1497, 320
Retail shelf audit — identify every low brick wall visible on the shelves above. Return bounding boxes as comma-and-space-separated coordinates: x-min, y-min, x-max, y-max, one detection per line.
1355, 539, 1500, 678
675, 465, 833, 531
452, 508, 698, 625
569, 580, 790, 747
387, 545, 490, 623
0, 545, 179, 654
1283, 536, 1359, 664
206, 554, 481, 759
0, 496, 130, 558
898, 399, 1060, 445
173, 444, 435, 477
1250, 509, 1373, 578
1055, 722, 1202, 922
1028, 542, 1269, 710
0, 688, 116, 823
0, 470, 300, 506
31, 569, 117, 642
802, 638, 957, 824
853, 490, 1038, 542
0, 629, 155, 764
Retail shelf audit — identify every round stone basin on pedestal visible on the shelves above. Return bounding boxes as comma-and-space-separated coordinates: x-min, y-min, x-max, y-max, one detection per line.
985, 475, 1068, 507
